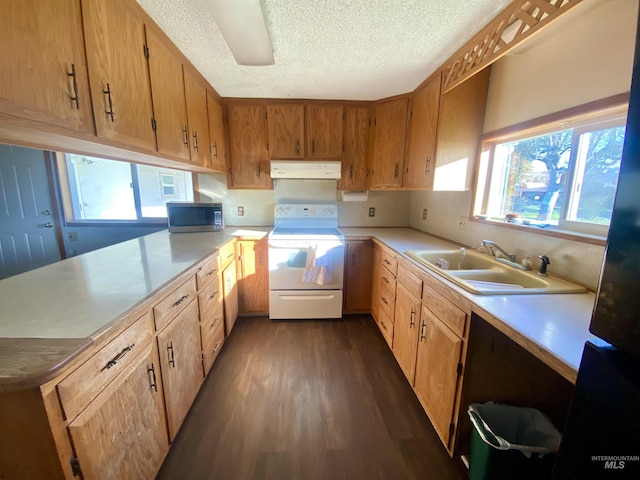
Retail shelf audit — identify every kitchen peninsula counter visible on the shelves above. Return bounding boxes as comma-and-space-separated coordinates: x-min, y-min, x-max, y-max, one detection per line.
1, 226, 597, 390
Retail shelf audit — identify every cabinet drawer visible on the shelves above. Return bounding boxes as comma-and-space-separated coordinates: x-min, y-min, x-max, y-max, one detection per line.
379, 268, 397, 293
57, 312, 153, 420
397, 266, 422, 298
154, 276, 197, 332
422, 283, 467, 337
377, 308, 394, 348
379, 283, 396, 320
196, 255, 220, 290
200, 302, 224, 350
202, 320, 225, 375
198, 275, 223, 321
380, 250, 398, 276
219, 241, 235, 270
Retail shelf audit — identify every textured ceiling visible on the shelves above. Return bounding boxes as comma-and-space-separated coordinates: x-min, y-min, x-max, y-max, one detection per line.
136, 0, 513, 100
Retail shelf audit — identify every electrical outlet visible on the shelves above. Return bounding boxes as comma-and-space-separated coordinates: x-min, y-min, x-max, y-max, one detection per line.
68, 231, 79, 242
422, 208, 428, 221
458, 216, 468, 231
237, 206, 245, 216
368, 207, 376, 217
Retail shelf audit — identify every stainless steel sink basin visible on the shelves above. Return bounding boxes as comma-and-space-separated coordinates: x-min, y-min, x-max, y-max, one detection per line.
404, 249, 587, 295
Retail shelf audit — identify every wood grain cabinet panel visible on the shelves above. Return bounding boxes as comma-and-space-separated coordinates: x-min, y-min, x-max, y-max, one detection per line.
202, 320, 225, 375
343, 241, 373, 313
207, 91, 228, 173
228, 103, 271, 189
237, 238, 269, 314
82, 0, 156, 151
339, 106, 369, 190
369, 98, 409, 189
157, 300, 203, 441
267, 104, 304, 159
405, 74, 441, 189
153, 276, 197, 332
145, 26, 190, 163
183, 66, 211, 167
67, 342, 168, 480
196, 254, 220, 290
306, 104, 344, 159
392, 282, 422, 384
414, 305, 463, 449
222, 260, 239, 336
0, 0, 93, 134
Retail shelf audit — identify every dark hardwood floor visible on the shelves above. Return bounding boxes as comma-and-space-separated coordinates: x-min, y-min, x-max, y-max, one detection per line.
156, 315, 468, 480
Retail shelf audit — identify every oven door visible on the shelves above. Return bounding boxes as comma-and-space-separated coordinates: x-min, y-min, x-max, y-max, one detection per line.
268, 238, 344, 291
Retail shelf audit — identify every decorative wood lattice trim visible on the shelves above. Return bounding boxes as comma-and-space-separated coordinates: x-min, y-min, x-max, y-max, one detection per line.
442, 0, 583, 93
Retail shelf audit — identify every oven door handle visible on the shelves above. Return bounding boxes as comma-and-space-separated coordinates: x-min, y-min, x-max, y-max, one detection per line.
278, 294, 337, 300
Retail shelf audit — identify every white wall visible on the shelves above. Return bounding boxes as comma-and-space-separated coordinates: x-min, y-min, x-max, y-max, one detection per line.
197, 172, 411, 227
409, 0, 638, 290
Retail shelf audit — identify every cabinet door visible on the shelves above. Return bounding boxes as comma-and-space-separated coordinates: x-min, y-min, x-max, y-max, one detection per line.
306, 105, 344, 159
68, 343, 168, 480
267, 104, 304, 159
414, 305, 463, 448
207, 91, 228, 173
82, 0, 156, 151
339, 106, 369, 190
157, 300, 203, 441
223, 261, 239, 335
405, 74, 441, 189
228, 103, 271, 189
369, 98, 408, 189
145, 26, 190, 162
344, 241, 373, 312
237, 239, 269, 314
371, 245, 382, 320
183, 66, 211, 167
0, 0, 93, 134
392, 282, 421, 383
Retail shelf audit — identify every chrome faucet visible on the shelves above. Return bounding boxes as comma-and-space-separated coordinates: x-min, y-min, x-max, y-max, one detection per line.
481, 240, 516, 262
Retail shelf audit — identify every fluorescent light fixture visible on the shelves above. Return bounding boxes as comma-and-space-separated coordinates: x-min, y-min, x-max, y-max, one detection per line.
207, 0, 275, 66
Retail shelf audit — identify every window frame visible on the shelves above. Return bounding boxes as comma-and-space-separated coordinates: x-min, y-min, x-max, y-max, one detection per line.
471, 94, 629, 245
55, 153, 195, 227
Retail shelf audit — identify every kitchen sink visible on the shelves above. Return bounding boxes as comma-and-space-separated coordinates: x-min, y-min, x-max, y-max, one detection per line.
404, 249, 587, 295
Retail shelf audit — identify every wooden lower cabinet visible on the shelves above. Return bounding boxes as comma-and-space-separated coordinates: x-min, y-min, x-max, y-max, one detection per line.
156, 299, 204, 441
67, 342, 168, 480
392, 282, 422, 383
343, 240, 373, 313
414, 305, 463, 448
222, 260, 239, 336
237, 238, 269, 314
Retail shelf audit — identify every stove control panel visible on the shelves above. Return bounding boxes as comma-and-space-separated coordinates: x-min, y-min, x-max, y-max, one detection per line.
274, 203, 337, 219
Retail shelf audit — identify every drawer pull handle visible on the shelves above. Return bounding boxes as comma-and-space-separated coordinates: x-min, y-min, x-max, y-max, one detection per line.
213, 341, 222, 353
209, 290, 219, 300
102, 344, 135, 371
173, 294, 189, 307
382, 277, 389, 284
210, 317, 220, 330
410, 308, 416, 328
381, 297, 388, 305
380, 321, 387, 331
383, 259, 391, 265
206, 269, 216, 277
420, 321, 427, 341
148, 363, 158, 392
168, 342, 176, 367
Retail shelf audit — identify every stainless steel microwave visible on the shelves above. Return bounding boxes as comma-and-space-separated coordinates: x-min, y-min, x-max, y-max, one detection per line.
167, 201, 223, 233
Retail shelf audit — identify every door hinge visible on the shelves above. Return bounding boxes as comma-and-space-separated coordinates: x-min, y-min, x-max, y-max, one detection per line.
70, 456, 81, 477
143, 44, 150, 59
457, 362, 463, 376
151, 117, 157, 131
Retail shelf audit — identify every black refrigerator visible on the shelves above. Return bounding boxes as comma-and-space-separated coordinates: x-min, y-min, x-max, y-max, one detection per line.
552, 9, 640, 480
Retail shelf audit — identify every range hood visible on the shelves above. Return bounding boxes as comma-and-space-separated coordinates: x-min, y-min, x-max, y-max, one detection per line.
270, 160, 341, 179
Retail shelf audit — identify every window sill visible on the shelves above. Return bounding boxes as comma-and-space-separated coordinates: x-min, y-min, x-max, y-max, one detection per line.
470, 217, 606, 246
64, 220, 167, 228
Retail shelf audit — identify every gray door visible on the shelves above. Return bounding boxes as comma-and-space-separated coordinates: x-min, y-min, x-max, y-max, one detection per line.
0, 145, 61, 278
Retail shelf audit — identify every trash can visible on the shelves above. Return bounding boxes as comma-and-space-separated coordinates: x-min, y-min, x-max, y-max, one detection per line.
468, 402, 562, 480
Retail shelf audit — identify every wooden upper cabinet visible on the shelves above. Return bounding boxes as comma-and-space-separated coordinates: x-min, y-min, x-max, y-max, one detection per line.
228, 103, 271, 189
339, 106, 369, 190
0, 0, 93, 134
82, 0, 156, 151
145, 26, 190, 163
405, 74, 441, 189
434, 68, 490, 191
207, 91, 228, 173
369, 98, 409, 189
306, 105, 344, 159
183, 66, 211, 168
267, 104, 305, 159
